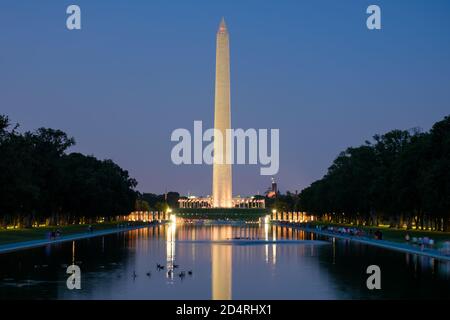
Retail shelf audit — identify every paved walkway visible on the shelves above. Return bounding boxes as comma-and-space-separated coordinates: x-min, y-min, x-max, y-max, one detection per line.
0, 225, 152, 254
274, 222, 450, 262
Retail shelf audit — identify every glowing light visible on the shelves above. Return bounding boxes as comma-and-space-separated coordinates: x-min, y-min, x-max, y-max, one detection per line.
166, 215, 177, 278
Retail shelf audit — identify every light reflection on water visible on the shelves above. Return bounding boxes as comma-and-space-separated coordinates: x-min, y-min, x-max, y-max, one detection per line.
0, 222, 450, 299
211, 225, 232, 300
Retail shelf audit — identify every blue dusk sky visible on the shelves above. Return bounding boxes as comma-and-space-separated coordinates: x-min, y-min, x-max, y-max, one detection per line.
1, 0, 450, 196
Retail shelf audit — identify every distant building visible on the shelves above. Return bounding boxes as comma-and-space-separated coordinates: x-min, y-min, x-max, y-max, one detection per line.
266, 177, 278, 198
179, 195, 265, 209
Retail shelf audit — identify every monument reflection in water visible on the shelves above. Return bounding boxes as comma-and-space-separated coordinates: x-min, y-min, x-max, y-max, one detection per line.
211, 225, 232, 300
167, 218, 279, 300
168, 218, 233, 299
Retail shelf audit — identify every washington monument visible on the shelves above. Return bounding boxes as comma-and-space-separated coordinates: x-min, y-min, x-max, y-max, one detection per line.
212, 18, 232, 208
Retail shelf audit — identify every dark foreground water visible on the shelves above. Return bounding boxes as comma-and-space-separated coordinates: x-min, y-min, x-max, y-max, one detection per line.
1, 222, 450, 300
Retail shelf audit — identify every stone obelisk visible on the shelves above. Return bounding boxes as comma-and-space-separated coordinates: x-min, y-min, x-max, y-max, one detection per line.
212, 18, 232, 208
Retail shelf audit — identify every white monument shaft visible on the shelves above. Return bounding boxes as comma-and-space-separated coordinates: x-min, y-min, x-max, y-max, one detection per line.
212, 18, 233, 208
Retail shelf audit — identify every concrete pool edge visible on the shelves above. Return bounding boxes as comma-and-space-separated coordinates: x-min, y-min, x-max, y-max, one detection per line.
274, 222, 450, 262
0, 224, 162, 255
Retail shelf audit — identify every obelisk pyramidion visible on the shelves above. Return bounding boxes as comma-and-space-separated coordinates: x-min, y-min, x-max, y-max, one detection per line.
212, 18, 233, 208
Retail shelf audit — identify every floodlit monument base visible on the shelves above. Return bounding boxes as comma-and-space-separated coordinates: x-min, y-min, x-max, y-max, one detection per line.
177, 195, 266, 219
179, 197, 265, 209
174, 208, 269, 220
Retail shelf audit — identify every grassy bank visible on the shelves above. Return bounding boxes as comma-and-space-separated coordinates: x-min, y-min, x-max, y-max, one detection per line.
0, 221, 147, 245
308, 221, 450, 246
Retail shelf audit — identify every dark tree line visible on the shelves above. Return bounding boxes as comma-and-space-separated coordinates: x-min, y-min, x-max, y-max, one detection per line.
0, 115, 138, 228
262, 193, 301, 212
299, 115, 450, 231
137, 192, 180, 212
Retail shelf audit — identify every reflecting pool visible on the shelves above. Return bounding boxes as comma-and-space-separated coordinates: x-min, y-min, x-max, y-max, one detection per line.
1, 222, 450, 299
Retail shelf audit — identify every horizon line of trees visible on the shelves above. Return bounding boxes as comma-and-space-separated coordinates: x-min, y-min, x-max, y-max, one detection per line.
133, 192, 302, 213
0, 115, 138, 228
298, 115, 450, 231
135, 192, 180, 213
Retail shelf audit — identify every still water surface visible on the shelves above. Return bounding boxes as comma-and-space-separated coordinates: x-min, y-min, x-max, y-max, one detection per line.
1, 222, 450, 299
